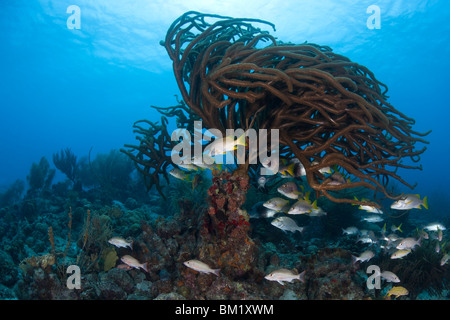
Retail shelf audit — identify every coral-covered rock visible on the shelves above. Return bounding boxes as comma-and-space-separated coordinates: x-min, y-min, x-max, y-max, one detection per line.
0, 250, 18, 287
305, 248, 365, 299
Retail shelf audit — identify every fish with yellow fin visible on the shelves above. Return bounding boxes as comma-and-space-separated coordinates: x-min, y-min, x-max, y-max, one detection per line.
391, 194, 428, 210
385, 286, 409, 299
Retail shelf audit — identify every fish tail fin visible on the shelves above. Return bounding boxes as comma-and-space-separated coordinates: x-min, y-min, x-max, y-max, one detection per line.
213, 268, 221, 277
142, 262, 149, 273
298, 270, 306, 283
236, 133, 247, 147
214, 164, 223, 171
351, 255, 358, 265
285, 163, 296, 177
304, 191, 311, 202
398, 223, 403, 233
312, 199, 318, 210
422, 196, 429, 210
129, 240, 133, 250
352, 196, 359, 205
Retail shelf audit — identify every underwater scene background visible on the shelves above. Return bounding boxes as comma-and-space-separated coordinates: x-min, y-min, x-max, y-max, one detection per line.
0, 0, 449, 301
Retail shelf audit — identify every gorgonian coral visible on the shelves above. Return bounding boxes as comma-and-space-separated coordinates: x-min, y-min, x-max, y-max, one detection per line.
160, 11, 430, 206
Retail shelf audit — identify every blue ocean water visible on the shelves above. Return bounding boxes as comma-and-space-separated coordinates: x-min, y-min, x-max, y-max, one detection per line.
0, 0, 449, 301
1, 0, 448, 201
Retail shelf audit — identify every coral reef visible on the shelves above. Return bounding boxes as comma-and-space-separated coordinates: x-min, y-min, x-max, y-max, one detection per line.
53, 147, 78, 185
304, 248, 364, 299
0, 12, 443, 303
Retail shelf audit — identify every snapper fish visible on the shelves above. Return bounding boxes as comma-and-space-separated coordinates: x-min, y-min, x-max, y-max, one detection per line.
343, 226, 359, 236
380, 271, 401, 283
249, 201, 278, 219
391, 194, 428, 210
361, 215, 384, 223
204, 133, 247, 157
325, 172, 348, 186
169, 168, 191, 181
385, 286, 409, 299
356, 233, 377, 245
177, 158, 201, 171
271, 216, 304, 233
391, 249, 411, 259
120, 255, 149, 272
441, 253, 449, 266
277, 182, 303, 199
108, 237, 133, 250
288, 199, 318, 215
423, 222, 446, 232
263, 197, 290, 212
354, 197, 383, 214
264, 269, 306, 285
308, 206, 327, 217
311, 160, 332, 174
396, 237, 421, 250
272, 158, 306, 178
417, 228, 429, 239
184, 259, 220, 276
359, 205, 383, 214
352, 250, 375, 264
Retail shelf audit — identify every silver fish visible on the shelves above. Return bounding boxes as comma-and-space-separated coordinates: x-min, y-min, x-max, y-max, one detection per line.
343, 226, 359, 235
391, 249, 411, 259
277, 182, 303, 199
308, 206, 327, 217
441, 253, 449, 266
288, 198, 318, 215
263, 197, 290, 212
108, 237, 133, 250
249, 201, 278, 219
169, 168, 191, 181
380, 271, 400, 283
271, 216, 304, 233
391, 194, 428, 210
264, 269, 305, 285
396, 237, 421, 250
423, 222, 446, 232
352, 250, 374, 264
204, 133, 246, 157
120, 255, 149, 272
361, 215, 384, 223
183, 259, 220, 276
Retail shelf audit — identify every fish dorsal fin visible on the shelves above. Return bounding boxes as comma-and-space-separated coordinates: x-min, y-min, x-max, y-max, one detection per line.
278, 268, 294, 274
304, 191, 311, 202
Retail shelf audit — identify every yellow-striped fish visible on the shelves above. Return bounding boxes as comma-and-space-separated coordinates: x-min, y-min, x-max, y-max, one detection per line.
385, 286, 409, 298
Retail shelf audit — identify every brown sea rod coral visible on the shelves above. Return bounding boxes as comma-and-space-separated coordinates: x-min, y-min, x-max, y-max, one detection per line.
159, 11, 430, 207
